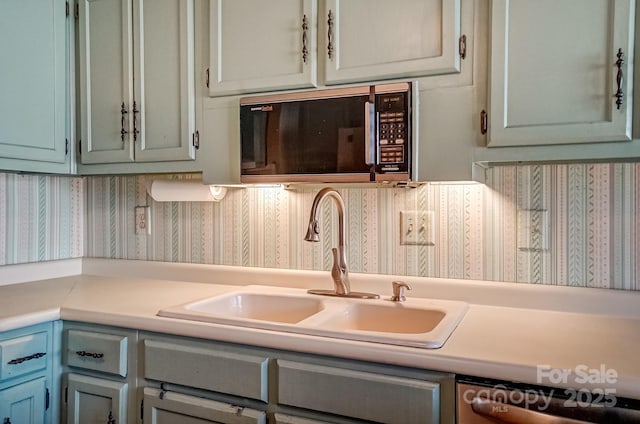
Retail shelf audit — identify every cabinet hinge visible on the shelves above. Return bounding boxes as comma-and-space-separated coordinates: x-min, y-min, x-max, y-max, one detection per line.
64, 386, 68, 403
140, 399, 144, 420
192, 130, 200, 150
65, 138, 69, 155
78, 139, 82, 156
480, 110, 488, 135
205, 68, 210, 88
65, 1, 69, 17
45, 388, 50, 410
459, 34, 467, 60
74, 2, 79, 19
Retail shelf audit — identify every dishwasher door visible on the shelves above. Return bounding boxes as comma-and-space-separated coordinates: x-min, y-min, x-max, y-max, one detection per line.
457, 381, 640, 424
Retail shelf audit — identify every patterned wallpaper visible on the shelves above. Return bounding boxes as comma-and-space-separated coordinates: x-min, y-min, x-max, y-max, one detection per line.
0, 173, 84, 265
84, 163, 640, 291
1, 164, 636, 290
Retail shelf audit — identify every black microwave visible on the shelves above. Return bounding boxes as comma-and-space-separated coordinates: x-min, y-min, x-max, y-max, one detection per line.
239, 82, 416, 184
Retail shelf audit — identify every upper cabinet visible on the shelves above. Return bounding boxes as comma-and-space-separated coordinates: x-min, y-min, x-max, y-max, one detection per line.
78, 0, 197, 165
208, 0, 463, 96
322, 0, 462, 85
487, 0, 635, 147
209, 0, 318, 96
0, 0, 71, 174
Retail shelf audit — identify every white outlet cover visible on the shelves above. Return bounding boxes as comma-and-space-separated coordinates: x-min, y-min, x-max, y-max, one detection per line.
400, 210, 435, 246
135, 206, 151, 235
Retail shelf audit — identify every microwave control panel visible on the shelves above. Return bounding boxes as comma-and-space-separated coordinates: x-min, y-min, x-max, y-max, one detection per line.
376, 92, 409, 173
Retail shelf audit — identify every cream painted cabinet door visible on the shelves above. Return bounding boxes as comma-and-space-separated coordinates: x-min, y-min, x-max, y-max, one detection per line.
0, 0, 68, 170
321, 0, 462, 85
79, 0, 196, 164
65, 374, 127, 424
133, 0, 196, 162
488, 0, 634, 147
209, 0, 317, 96
78, 0, 135, 164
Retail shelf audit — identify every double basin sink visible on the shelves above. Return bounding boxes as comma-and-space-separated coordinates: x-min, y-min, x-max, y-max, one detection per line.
158, 285, 468, 349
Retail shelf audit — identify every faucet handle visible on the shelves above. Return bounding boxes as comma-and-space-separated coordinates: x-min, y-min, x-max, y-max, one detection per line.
391, 281, 411, 302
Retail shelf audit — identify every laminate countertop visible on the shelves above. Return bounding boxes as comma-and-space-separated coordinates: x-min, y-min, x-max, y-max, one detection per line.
1, 259, 639, 400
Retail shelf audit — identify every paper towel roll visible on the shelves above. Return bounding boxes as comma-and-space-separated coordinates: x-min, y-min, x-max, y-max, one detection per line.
148, 180, 227, 202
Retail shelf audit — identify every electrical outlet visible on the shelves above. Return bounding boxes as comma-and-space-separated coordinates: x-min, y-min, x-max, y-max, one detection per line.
400, 210, 434, 246
135, 206, 151, 235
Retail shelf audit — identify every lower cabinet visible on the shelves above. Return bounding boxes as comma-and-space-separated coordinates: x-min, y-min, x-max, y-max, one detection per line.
140, 331, 455, 424
0, 322, 54, 424
61, 322, 137, 424
0, 377, 46, 424
65, 374, 127, 424
143, 388, 266, 424
277, 360, 444, 423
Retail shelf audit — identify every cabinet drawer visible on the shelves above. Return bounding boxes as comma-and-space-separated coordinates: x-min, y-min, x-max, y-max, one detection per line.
277, 360, 440, 423
143, 339, 269, 402
0, 331, 48, 380
65, 330, 128, 377
144, 387, 267, 424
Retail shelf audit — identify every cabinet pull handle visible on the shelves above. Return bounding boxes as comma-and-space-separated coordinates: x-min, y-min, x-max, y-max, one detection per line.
302, 14, 309, 63
7, 352, 46, 365
107, 411, 115, 424
132, 101, 140, 141
480, 110, 488, 135
327, 10, 334, 59
75, 350, 104, 359
120, 103, 128, 142
4, 418, 11, 424
459, 34, 467, 59
614, 48, 624, 109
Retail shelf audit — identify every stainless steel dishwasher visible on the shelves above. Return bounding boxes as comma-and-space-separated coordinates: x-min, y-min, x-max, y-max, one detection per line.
456, 376, 640, 423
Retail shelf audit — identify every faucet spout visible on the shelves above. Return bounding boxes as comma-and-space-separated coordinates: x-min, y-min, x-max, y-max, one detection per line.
304, 188, 350, 295
304, 187, 378, 299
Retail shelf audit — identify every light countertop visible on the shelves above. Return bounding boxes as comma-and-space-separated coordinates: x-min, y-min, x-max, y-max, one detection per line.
1, 259, 639, 399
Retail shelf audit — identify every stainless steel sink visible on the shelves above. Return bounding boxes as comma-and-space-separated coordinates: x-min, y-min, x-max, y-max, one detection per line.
158, 285, 468, 349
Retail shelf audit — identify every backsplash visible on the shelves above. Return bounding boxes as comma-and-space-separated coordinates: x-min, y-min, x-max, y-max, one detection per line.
0, 173, 84, 265
84, 163, 640, 290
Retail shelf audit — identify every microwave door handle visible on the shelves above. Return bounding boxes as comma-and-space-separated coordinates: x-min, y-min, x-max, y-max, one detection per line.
471, 397, 592, 424
364, 101, 375, 165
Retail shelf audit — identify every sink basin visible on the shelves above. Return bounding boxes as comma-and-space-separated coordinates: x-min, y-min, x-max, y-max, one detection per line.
320, 303, 446, 333
158, 285, 468, 349
186, 292, 324, 324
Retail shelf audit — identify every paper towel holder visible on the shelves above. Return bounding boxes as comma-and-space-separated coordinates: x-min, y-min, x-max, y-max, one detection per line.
148, 180, 228, 202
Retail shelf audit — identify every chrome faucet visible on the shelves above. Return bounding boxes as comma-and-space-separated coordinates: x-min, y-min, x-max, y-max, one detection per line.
304, 187, 378, 299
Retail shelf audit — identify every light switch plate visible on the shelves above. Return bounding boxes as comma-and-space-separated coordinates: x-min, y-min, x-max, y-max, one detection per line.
400, 210, 434, 246
135, 206, 151, 235
517, 209, 549, 251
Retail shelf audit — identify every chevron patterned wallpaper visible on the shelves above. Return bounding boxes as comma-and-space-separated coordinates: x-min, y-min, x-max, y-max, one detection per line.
1, 164, 637, 290
82, 163, 640, 290
0, 173, 84, 265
